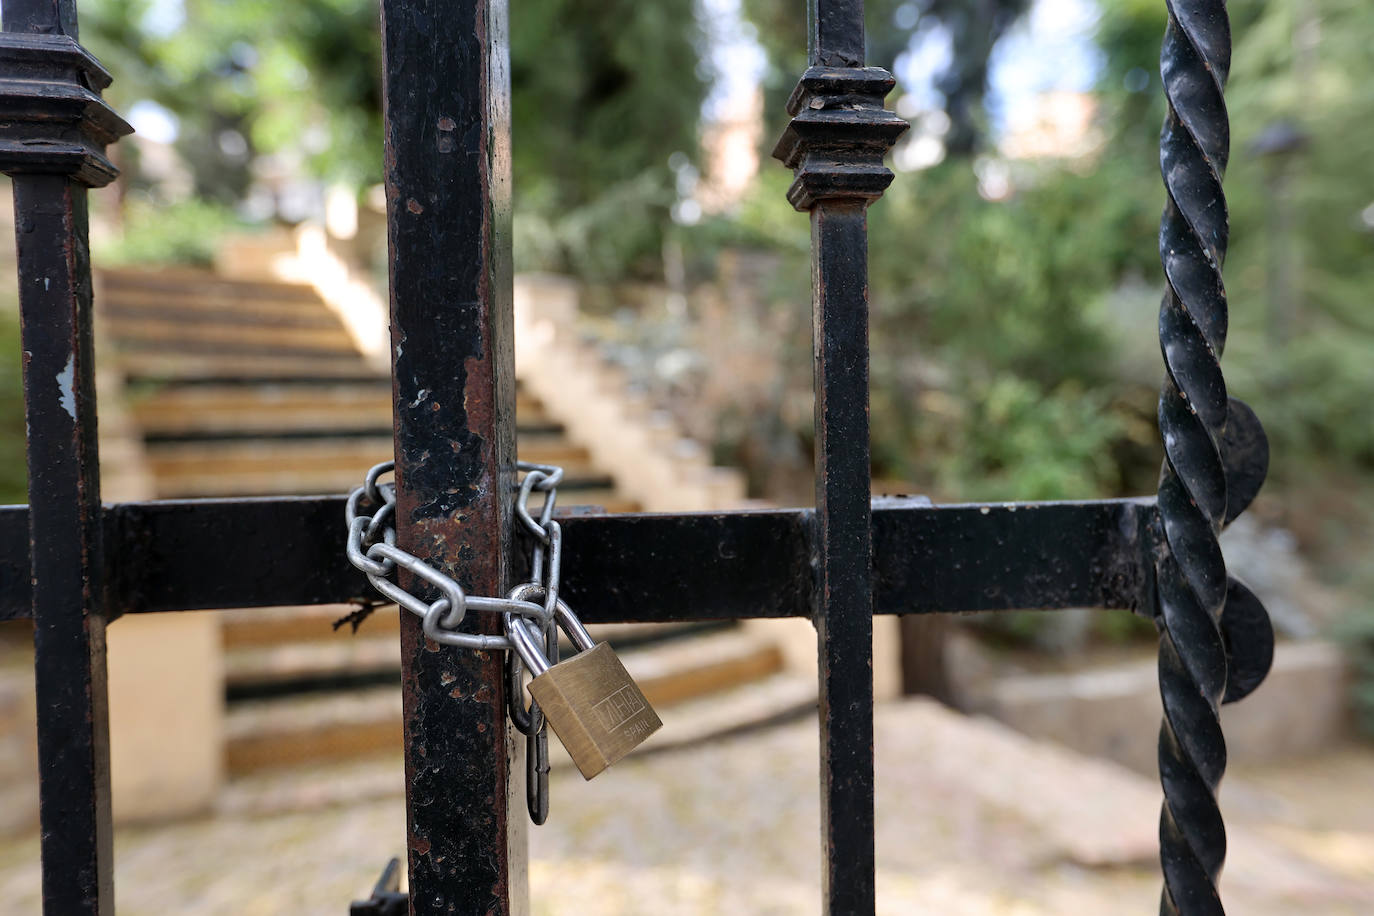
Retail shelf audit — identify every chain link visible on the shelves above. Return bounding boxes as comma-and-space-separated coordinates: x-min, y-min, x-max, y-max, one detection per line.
343, 459, 566, 824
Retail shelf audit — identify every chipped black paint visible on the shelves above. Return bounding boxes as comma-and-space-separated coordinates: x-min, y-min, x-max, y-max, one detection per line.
775, 5, 906, 912
381, 0, 520, 912
0, 1, 129, 912
1151, 0, 1275, 910
0, 497, 1161, 622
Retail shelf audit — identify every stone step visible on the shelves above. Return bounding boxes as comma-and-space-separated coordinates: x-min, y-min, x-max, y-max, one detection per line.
222, 605, 399, 650
143, 437, 597, 485
102, 284, 331, 311
151, 467, 382, 498
130, 385, 548, 436
518, 435, 594, 466
102, 298, 342, 328
969, 640, 1350, 775
104, 317, 358, 354
612, 629, 787, 709
225, 687, 402, 775
225, 635, 400, 695
220, 604, 714, 652
133, 392, 394, 437
151, 464, 631, 501
144, 436, 396, 481
99, 267, 322, 302
112, 353, 379, 383
547, 670, 816, 766
217, 671, 819, 813
224, 620, 763, 698
223, 629, 787, 775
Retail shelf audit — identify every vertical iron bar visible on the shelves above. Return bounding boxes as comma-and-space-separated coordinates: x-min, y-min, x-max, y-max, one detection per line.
2, 0, 79, 35
811, 201, 876, 914
4, 1, 114, 911
774, 6, 904, 913
808, 0, 864, 67
380, 1, 523, 914
1153, 0, 1234, 913
14, 169, 112, 916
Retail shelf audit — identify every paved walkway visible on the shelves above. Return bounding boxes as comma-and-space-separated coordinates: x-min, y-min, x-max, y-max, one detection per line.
1, 699, 1371, 914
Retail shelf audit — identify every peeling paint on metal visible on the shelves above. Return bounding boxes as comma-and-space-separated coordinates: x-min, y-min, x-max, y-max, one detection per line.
56, 354, 75, 420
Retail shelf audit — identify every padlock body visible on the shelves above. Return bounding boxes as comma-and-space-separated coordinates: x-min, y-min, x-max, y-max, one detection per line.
527, 642, 662, 779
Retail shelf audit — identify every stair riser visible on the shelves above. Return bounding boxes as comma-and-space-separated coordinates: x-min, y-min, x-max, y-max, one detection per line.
112, 321, 357, 353
134, 407, 554, 436
102, 301, 342, 329
227, 720, 402, 776
100, 270, 321, 302
223, 644, 785, 774
114, 356, 386, 381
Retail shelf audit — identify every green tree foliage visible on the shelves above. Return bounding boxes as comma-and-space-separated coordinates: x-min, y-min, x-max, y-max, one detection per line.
82, 0, 706, 277
922, 0, 1033, 154
742, 0, 1029, 150
508, 0, 706, 279
85, 0, 383, 199
1094, 0, 1374, 472
720, 0, 1374, 508
510, 0, 703, 209
864, 158, 1159, 499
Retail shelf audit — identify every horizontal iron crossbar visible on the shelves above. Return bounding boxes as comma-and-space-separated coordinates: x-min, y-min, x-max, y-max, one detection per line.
0, 495, 1155, 622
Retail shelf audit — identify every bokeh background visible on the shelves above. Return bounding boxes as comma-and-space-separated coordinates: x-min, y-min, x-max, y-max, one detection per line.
1, 0, 1373, 912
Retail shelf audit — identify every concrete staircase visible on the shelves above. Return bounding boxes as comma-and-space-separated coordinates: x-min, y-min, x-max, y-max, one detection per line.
96, 266, 804, 775
101, 268, 636, 508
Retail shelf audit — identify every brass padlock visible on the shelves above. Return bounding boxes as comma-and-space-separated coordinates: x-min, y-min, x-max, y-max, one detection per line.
506, 600, 661, 779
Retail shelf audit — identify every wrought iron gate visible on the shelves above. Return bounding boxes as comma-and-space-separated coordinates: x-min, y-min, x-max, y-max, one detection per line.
0, 0, 1274, 913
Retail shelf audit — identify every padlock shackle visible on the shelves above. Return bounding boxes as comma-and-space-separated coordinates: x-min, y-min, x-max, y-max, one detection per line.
554, 601, 595, 653
506, 582, 596, 654
506, 614, 552, 676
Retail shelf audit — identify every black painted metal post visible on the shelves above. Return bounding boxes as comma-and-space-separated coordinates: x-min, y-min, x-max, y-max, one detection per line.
1150, 0, 1275, 912
774, 4, 906, 911
380, 1, 523, 913
0, 2, 129, 912
811, 200, 877, 915
15, 178, 112, 916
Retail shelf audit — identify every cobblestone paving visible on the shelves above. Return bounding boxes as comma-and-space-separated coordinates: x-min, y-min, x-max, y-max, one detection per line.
1, 699, 1371, 914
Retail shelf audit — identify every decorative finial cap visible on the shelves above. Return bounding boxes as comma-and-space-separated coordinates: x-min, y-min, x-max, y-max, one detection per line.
0, 33, 132, 187
772, 67, 908, 211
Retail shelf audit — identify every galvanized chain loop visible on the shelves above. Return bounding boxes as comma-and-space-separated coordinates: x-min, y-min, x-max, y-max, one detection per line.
504, 463, 564, 826
343, 462, 559, 644
343, 460, 566, 824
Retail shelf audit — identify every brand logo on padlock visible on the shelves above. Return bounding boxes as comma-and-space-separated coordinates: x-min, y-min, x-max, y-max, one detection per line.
592, 684, 647, 732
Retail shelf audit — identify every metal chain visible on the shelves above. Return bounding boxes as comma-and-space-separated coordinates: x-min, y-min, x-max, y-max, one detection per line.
344, 460, 567, 824
505, 462, 564, 826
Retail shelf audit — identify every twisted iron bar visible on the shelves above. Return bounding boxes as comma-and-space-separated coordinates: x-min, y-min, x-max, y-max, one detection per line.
1153, 0, 1245, 912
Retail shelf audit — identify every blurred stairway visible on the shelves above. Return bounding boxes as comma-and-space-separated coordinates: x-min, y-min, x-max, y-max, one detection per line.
97, 266, 807, 775
102, 266, 635, 506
